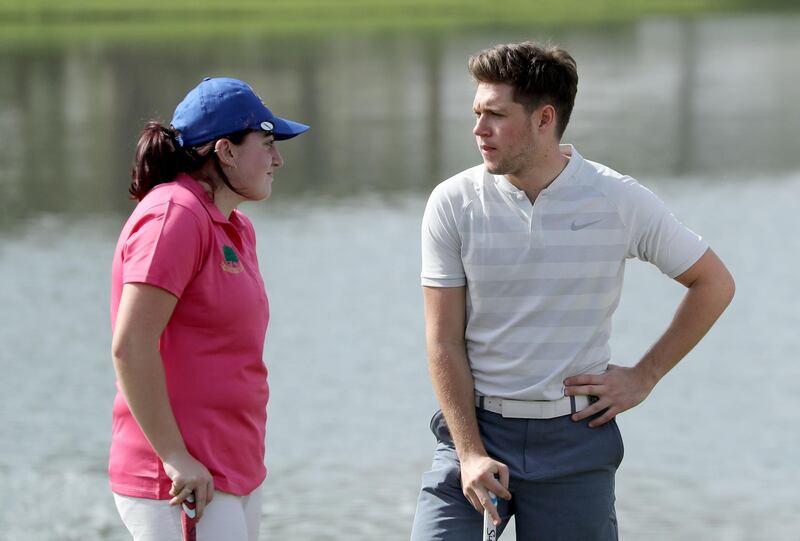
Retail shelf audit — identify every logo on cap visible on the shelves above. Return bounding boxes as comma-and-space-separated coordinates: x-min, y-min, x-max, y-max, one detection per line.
260, 121, 274, 132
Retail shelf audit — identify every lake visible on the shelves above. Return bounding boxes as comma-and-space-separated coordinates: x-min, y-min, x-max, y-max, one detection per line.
0, 13, 798, 540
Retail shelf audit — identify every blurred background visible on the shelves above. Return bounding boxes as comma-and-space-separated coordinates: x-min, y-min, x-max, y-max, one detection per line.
1, 1, 799, 539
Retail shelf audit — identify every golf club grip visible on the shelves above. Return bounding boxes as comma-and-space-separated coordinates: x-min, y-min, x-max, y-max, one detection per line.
182, 512, 196, 541
482, 491, 498, 541
182, 493, 197, 541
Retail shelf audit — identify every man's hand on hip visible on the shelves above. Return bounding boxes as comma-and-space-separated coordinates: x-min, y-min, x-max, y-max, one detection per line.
563, 364, 656, 428
459, 453, 511, 526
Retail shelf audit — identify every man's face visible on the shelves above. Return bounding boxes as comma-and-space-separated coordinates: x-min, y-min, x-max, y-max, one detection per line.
472, 82, 536, 176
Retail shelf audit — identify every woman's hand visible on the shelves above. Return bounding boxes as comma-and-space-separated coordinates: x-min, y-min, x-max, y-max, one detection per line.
163, 450, 215, 520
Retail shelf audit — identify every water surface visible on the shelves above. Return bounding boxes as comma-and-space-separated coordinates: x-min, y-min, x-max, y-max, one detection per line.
1, 14, 798, 540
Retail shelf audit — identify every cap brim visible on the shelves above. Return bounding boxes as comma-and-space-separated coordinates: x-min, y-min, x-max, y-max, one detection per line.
269, 116, 310, 140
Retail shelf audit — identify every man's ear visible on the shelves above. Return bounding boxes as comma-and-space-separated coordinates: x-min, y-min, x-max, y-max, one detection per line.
537, 104, 557, 133
214, 138, 237, 167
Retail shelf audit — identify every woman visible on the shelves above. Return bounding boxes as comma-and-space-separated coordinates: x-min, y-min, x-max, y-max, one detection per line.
109, 77, 308, 540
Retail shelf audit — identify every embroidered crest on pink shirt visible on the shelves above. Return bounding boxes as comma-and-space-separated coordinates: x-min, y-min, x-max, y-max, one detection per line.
221, 245, 244, 274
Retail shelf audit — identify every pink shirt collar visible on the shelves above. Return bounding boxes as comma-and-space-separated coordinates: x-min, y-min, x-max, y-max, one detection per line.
173, 173, 244, 227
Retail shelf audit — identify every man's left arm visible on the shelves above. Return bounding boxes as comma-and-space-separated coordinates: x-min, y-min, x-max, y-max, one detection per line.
564, 247, 735, 427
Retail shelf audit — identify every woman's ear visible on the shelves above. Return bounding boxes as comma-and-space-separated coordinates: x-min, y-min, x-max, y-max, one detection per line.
214, 138, 237, 168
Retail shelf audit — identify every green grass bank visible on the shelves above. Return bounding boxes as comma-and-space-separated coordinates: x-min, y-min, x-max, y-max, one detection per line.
1, 0, 797, 46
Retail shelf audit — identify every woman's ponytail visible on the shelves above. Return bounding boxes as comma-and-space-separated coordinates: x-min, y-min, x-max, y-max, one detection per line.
129, 121, 187, 200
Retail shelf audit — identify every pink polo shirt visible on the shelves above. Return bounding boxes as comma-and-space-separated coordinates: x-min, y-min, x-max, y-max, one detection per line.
109, 173, 269, 499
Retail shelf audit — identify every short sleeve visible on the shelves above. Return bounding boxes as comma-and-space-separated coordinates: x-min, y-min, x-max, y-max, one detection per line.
121, 202, 206, 297
421, 184, 465, 287
622, 181, 708, 278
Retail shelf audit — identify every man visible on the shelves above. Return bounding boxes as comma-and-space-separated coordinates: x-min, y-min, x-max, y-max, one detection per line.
410, 41, 734, 540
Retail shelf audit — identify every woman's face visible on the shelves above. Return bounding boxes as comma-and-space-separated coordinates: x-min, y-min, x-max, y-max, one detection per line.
228, 131, 283, 201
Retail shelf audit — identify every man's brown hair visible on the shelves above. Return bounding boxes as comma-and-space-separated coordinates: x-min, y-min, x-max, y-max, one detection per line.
468, 41, 578, 138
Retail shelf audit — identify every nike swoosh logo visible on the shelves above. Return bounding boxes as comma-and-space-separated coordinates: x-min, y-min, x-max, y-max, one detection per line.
570, 219, 603, 231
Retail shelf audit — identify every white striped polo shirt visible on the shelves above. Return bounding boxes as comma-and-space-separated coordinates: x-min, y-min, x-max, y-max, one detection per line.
421, 145, 708, 401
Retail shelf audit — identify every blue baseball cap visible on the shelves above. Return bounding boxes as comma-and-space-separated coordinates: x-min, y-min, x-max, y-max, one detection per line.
171, 77, 309, 147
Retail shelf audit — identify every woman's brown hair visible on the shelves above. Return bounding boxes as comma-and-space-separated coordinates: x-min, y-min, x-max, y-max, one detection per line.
129, 121, 250, 201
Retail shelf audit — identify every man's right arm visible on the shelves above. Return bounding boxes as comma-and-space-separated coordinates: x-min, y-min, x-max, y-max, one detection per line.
423, 285, 511, 525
